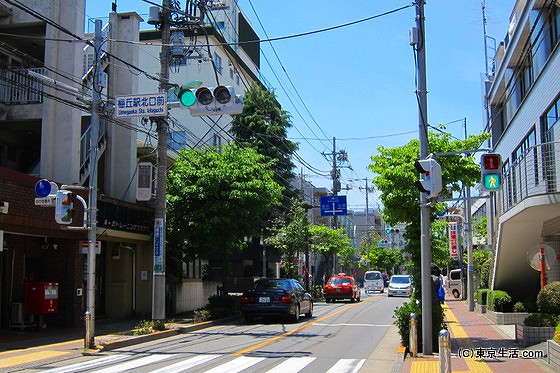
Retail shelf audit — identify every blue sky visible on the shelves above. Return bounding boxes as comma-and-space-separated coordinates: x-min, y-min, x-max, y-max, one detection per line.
85, 0, 515, 210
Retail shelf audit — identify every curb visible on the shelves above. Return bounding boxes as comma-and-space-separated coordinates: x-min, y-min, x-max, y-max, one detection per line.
84, 316, 240, 355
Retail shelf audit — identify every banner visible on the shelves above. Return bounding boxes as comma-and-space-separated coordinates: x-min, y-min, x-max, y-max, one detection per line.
449, 222, 459, 259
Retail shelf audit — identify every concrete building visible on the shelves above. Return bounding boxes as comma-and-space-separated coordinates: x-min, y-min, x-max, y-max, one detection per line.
484, 0, 560, 300
0, 0, 263, 330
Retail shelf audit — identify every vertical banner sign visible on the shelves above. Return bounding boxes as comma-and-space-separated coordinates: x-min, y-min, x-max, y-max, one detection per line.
153, 218, 164, 274
449, 222, 459, 259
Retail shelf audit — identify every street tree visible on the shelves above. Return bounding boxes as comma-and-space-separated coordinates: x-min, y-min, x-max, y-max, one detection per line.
230, 82, 298, 204
166, 143, 283, 292
368, 130, 489, 286
266, 198, 309, 279
309, 224, 354, 278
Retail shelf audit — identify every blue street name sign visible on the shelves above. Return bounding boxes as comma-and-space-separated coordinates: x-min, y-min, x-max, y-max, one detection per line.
320, 195, 347, 216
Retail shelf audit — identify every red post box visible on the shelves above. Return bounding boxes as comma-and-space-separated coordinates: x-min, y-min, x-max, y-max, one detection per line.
25, 282, 59, 314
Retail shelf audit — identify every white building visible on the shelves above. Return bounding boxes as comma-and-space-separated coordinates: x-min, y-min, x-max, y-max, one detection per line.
484, 0, 560, 300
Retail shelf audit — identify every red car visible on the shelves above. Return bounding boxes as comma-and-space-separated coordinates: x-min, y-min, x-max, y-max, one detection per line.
323, 274, 361, 303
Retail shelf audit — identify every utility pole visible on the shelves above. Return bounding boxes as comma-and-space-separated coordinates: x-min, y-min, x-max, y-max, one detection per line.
152, 0, 171, 322
414, 0, 434, 354
84, 19, 103, 349
359, 178, 374, 247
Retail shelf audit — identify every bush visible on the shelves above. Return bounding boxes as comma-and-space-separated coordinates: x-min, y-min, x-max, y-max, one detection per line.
523, 313, 560, 327
311, 284, 323, 299
554, 323, 560, 344
513, 301, 525, 312
393, 296, 445, 353
487, 290, 511, 312
194, 308, 211, 323
475, 289, 489, 305
537, 281, 560, 315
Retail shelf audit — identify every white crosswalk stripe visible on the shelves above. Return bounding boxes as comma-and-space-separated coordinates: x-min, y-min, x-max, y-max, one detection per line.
264, 356, 316, 373
148, 354, 220, 373
203, 356, 266, 373
37, 353, 367, 373
325, 358, 366, 373
93, 354, 174, 373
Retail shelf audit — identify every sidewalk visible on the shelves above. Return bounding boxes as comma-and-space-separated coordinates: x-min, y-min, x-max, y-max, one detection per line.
400, 299, 555, 373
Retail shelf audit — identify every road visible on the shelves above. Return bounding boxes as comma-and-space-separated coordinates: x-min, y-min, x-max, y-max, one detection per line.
20, 292, 407, 373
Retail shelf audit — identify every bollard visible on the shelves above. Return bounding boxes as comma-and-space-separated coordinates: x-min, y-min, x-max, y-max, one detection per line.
84, 311, 92, 349
438, 329, 451, 373
409, 313, 417, 357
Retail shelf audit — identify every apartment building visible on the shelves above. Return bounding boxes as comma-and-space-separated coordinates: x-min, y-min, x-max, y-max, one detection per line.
484, 0, 560, 300
0, 0, 263, 330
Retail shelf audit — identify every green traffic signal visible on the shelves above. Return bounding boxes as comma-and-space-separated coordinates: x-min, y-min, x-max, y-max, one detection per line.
483, 173, 501, 190
178, 89, 196, 107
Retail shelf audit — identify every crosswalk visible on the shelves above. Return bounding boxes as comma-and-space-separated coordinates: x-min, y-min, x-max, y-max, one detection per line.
38, 353, 366, 373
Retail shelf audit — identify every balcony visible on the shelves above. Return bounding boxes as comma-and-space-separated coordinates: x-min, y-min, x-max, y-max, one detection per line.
0, 68, 44, 105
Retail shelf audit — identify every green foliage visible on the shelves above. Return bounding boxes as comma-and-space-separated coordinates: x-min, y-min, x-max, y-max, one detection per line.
311, 284, 324, 299
475, 289, 489, 305
133, 320, 166, 335
230, 82, 298, 203
194, 308, 211, 323
513, 301, 526, 312
554, 323, 560, 344
393, 297, 446, 352
266, 198, 309, 278
309, 224, 353, 276
487, 290, 512, 312
368, 130, 490, 300
166, 143, 283, 288
537, 281, 560, 315
523, 313, 560, 327
473, 217, 487, 243
361, 245, 404, 273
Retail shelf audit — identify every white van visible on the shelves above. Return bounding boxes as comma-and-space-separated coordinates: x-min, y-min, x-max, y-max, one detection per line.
364, 270, 384, 293
447, 269, 464, 299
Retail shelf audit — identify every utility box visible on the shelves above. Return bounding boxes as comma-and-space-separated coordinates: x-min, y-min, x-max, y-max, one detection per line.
25, 282, 59, 314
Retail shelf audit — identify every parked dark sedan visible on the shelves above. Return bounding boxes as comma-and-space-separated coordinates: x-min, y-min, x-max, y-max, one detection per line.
240, 278, 313, 323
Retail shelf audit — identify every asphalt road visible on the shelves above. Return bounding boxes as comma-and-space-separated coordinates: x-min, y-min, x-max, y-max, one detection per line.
19, 291, 407, 373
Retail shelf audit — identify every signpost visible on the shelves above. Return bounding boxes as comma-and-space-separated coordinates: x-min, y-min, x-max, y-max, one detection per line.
320, 195, 347, 216
115, 93, 167, 118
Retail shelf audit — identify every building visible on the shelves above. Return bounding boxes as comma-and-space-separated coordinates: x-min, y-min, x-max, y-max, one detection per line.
0, 0, 263, 330
484, 0, 560, 300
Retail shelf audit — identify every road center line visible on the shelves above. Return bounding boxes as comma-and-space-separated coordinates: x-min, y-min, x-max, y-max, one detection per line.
232, 294, 384, 356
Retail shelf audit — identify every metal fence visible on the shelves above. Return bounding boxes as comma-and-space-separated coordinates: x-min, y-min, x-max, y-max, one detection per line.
0, 67, 44, 104
499, 140, 559, 214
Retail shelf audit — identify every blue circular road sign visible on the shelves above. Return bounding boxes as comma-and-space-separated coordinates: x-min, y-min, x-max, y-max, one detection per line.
35, 179, 52, 197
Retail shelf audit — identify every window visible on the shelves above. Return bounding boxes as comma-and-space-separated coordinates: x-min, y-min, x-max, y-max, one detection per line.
168, 131, 187, 150
213, 54, 222, 74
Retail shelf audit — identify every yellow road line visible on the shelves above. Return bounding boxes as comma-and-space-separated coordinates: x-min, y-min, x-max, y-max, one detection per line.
0, 351, 70, 368
410, 303, 492, 373
233, 295, 384, 356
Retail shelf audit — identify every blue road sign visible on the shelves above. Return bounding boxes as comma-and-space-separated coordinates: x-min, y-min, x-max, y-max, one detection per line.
35, 179, 52, 197
320, 195, 347, 216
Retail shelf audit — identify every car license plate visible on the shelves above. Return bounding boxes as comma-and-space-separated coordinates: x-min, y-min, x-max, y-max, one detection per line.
335, 288, 341, 292
259, 297, 270, 303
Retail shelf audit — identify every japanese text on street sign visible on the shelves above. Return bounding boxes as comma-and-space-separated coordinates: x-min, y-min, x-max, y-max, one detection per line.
320, 195, 347, 216
449, 222, 459, 259
153, 218, 164, 274
115, 93, 167, 118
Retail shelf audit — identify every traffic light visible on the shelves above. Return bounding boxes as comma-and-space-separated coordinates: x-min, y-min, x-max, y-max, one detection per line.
480, 153, 502, 191
55, 190, 74, 224
414, 158, 442, 199
177, 85, 243, 116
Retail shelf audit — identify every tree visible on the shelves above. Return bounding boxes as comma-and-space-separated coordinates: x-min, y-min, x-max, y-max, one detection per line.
368, 130, 489, 289
166, 143, 283, 292
266, 198, 309, 279
309, 224, 354, 278
230, 82, 299, 204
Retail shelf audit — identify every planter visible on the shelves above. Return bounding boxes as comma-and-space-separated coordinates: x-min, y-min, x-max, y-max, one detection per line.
475, 303, 486, 314
548, 339, 560, 371
515, 323, 555, 347
486, 310, 528, 325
